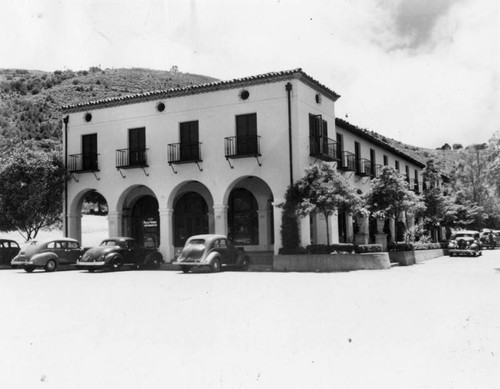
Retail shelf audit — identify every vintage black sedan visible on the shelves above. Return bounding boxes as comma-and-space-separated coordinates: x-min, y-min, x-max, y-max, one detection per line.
173, 234, 250, 273
11, 238, 86, 272
0, 239, 21, 267
448, 230, 482, 257
76, 237, 163, 272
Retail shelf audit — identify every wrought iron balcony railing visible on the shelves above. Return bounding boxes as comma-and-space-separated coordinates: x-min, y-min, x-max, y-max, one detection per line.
168, 142, 202, 164
116, 148, 148, 169
68, 153, 99, 172
356, 158, 374, 177
224, 135, 261, 158
338, 151, 356, 171
309, 136, 340, 162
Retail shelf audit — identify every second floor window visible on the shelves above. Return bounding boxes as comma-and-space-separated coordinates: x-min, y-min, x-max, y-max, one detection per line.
180, 121, 200, 161
82, 133, 98, 171
236, 113, 258, 155
129, 127, 146, 166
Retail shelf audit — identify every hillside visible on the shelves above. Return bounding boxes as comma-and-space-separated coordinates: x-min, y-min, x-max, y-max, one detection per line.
0, 66, 463, 173
0, 67, 217, 148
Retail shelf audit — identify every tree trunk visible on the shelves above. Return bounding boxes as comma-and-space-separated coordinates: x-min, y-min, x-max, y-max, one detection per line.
324, 212, 330, 246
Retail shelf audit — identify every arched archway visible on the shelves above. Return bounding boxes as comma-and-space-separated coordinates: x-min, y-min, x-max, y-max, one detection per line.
173, 192, 209, 246
228, 188, 258, 245
131, 195, 160, 247
223, 176, 274, 250
68, 189, 109, 247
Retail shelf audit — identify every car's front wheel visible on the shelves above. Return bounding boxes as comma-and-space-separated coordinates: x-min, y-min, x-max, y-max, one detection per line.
24, 266, 35, 273
240, 257, 249, 271
45, 259, 57, 272
109, 258, 122, 272
181, 266, 191, 273
211, 258, 221, 273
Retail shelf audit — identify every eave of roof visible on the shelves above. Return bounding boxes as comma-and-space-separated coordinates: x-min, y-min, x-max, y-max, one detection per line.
335, 118, 426, 168
61, 68, 340, 113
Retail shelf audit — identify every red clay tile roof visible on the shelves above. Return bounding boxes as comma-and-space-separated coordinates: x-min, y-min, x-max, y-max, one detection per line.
336, 118, 426, 168
61, 68, 340, 113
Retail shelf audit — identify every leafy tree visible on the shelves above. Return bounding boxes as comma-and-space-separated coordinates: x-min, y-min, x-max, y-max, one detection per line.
420, 159, 448, 232
291, 163, 363, 246
364, 166, 423, 242
0, 143, 65, 241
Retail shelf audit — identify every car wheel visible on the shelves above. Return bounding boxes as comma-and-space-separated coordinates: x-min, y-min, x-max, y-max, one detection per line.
211, 258, 221, 273
45, 259, 57, 272
24, 266, 35, 273
88, 269, 95, 273
110, 259, 122, 272
240, 258, 249, 271
181, 266, 191, 273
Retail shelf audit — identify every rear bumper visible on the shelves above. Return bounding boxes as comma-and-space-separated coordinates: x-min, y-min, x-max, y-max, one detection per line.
76, 261, 107, 269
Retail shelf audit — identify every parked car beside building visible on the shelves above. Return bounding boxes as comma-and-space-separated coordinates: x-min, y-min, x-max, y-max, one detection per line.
76, 237, 163, 272
448, 231, 482, 257
11, 238, 86, 272
0, 239, 21, 267
173, 234, 250, 273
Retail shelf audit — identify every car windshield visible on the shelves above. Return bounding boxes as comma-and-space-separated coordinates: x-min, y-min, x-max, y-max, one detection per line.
187, 239, 205, 246
101, 240, 119, 246
454, 233, 476, 239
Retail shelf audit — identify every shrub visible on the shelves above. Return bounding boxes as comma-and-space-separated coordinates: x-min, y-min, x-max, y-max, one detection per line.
354, 244, 383, 253
278, 247, 307, 255
389, 242, 444, 251
307, 244, 355, 254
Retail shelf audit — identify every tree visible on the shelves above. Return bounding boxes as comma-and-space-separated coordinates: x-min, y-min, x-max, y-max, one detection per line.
290, 163, 363, 246
0, 143, 65, 241
420, 160, 447, 231
364, 166, 423, 242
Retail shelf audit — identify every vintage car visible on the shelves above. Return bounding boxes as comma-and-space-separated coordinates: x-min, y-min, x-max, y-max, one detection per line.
480, 230, 497, 249
172, 234, 250, 273
448, 230, 482, 257
11, 238, 86, 272
0, 239, 21, 267
76, 237, 163, 272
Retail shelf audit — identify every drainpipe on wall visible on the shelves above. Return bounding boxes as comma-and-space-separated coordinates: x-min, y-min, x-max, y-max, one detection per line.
63, 115, 69, 237
285, 82, 293, 186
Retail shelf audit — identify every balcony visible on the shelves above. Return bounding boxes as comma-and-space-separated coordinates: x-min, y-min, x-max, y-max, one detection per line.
309, 136, 340, 162
338, 151, 356, 172
356, 158, 374, 177
168, 142, 202, 164
116, 148, 148, 169
68, 153, 99, 172
225, 135, 261, 158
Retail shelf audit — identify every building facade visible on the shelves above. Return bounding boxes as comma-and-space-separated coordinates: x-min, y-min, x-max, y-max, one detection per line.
62, 69, 425, 260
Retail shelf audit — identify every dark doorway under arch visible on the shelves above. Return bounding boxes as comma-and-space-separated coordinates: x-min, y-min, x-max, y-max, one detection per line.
228, 188, 258, 245
174, 192, 209, 247
131, 195, 159, 247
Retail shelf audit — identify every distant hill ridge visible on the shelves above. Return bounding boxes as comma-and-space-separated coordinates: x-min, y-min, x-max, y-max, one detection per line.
0, 66, 454, 171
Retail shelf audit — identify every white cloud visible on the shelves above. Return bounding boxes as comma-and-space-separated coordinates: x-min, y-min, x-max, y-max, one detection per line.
0, 0, 498, 148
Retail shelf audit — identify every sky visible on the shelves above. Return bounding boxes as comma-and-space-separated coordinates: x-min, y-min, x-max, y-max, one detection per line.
1, 0, 499, 148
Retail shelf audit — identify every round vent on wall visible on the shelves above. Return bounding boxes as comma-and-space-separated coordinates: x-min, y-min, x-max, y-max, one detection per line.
315, 94, 322, 104
239, 89, 250, 100
156, 101, 166, 112
84, 112, 92, 122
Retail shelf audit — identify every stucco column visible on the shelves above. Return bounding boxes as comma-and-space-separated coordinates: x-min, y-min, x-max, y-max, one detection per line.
329, 212, 339, 244
272, 202, 283, 255
213, 205, 228, 235
375, 217, 388, 251
258, 209, 268, 250
389, 217, 396, 243
355, 215, 369, 245
299, 215, 311, 247
159, 208, 174, 262
406, 213, 415, 229
107, 211, 122, 237
346, 214, 354, 243
67, 214, 82, 244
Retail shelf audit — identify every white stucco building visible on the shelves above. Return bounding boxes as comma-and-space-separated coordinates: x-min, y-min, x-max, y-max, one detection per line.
62, 69, 425, 261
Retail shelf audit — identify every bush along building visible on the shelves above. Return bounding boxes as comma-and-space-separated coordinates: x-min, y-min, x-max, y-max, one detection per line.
61, 69, 425, 261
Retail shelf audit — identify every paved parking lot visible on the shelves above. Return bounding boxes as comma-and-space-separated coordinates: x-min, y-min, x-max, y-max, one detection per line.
1, 251, 499, 388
